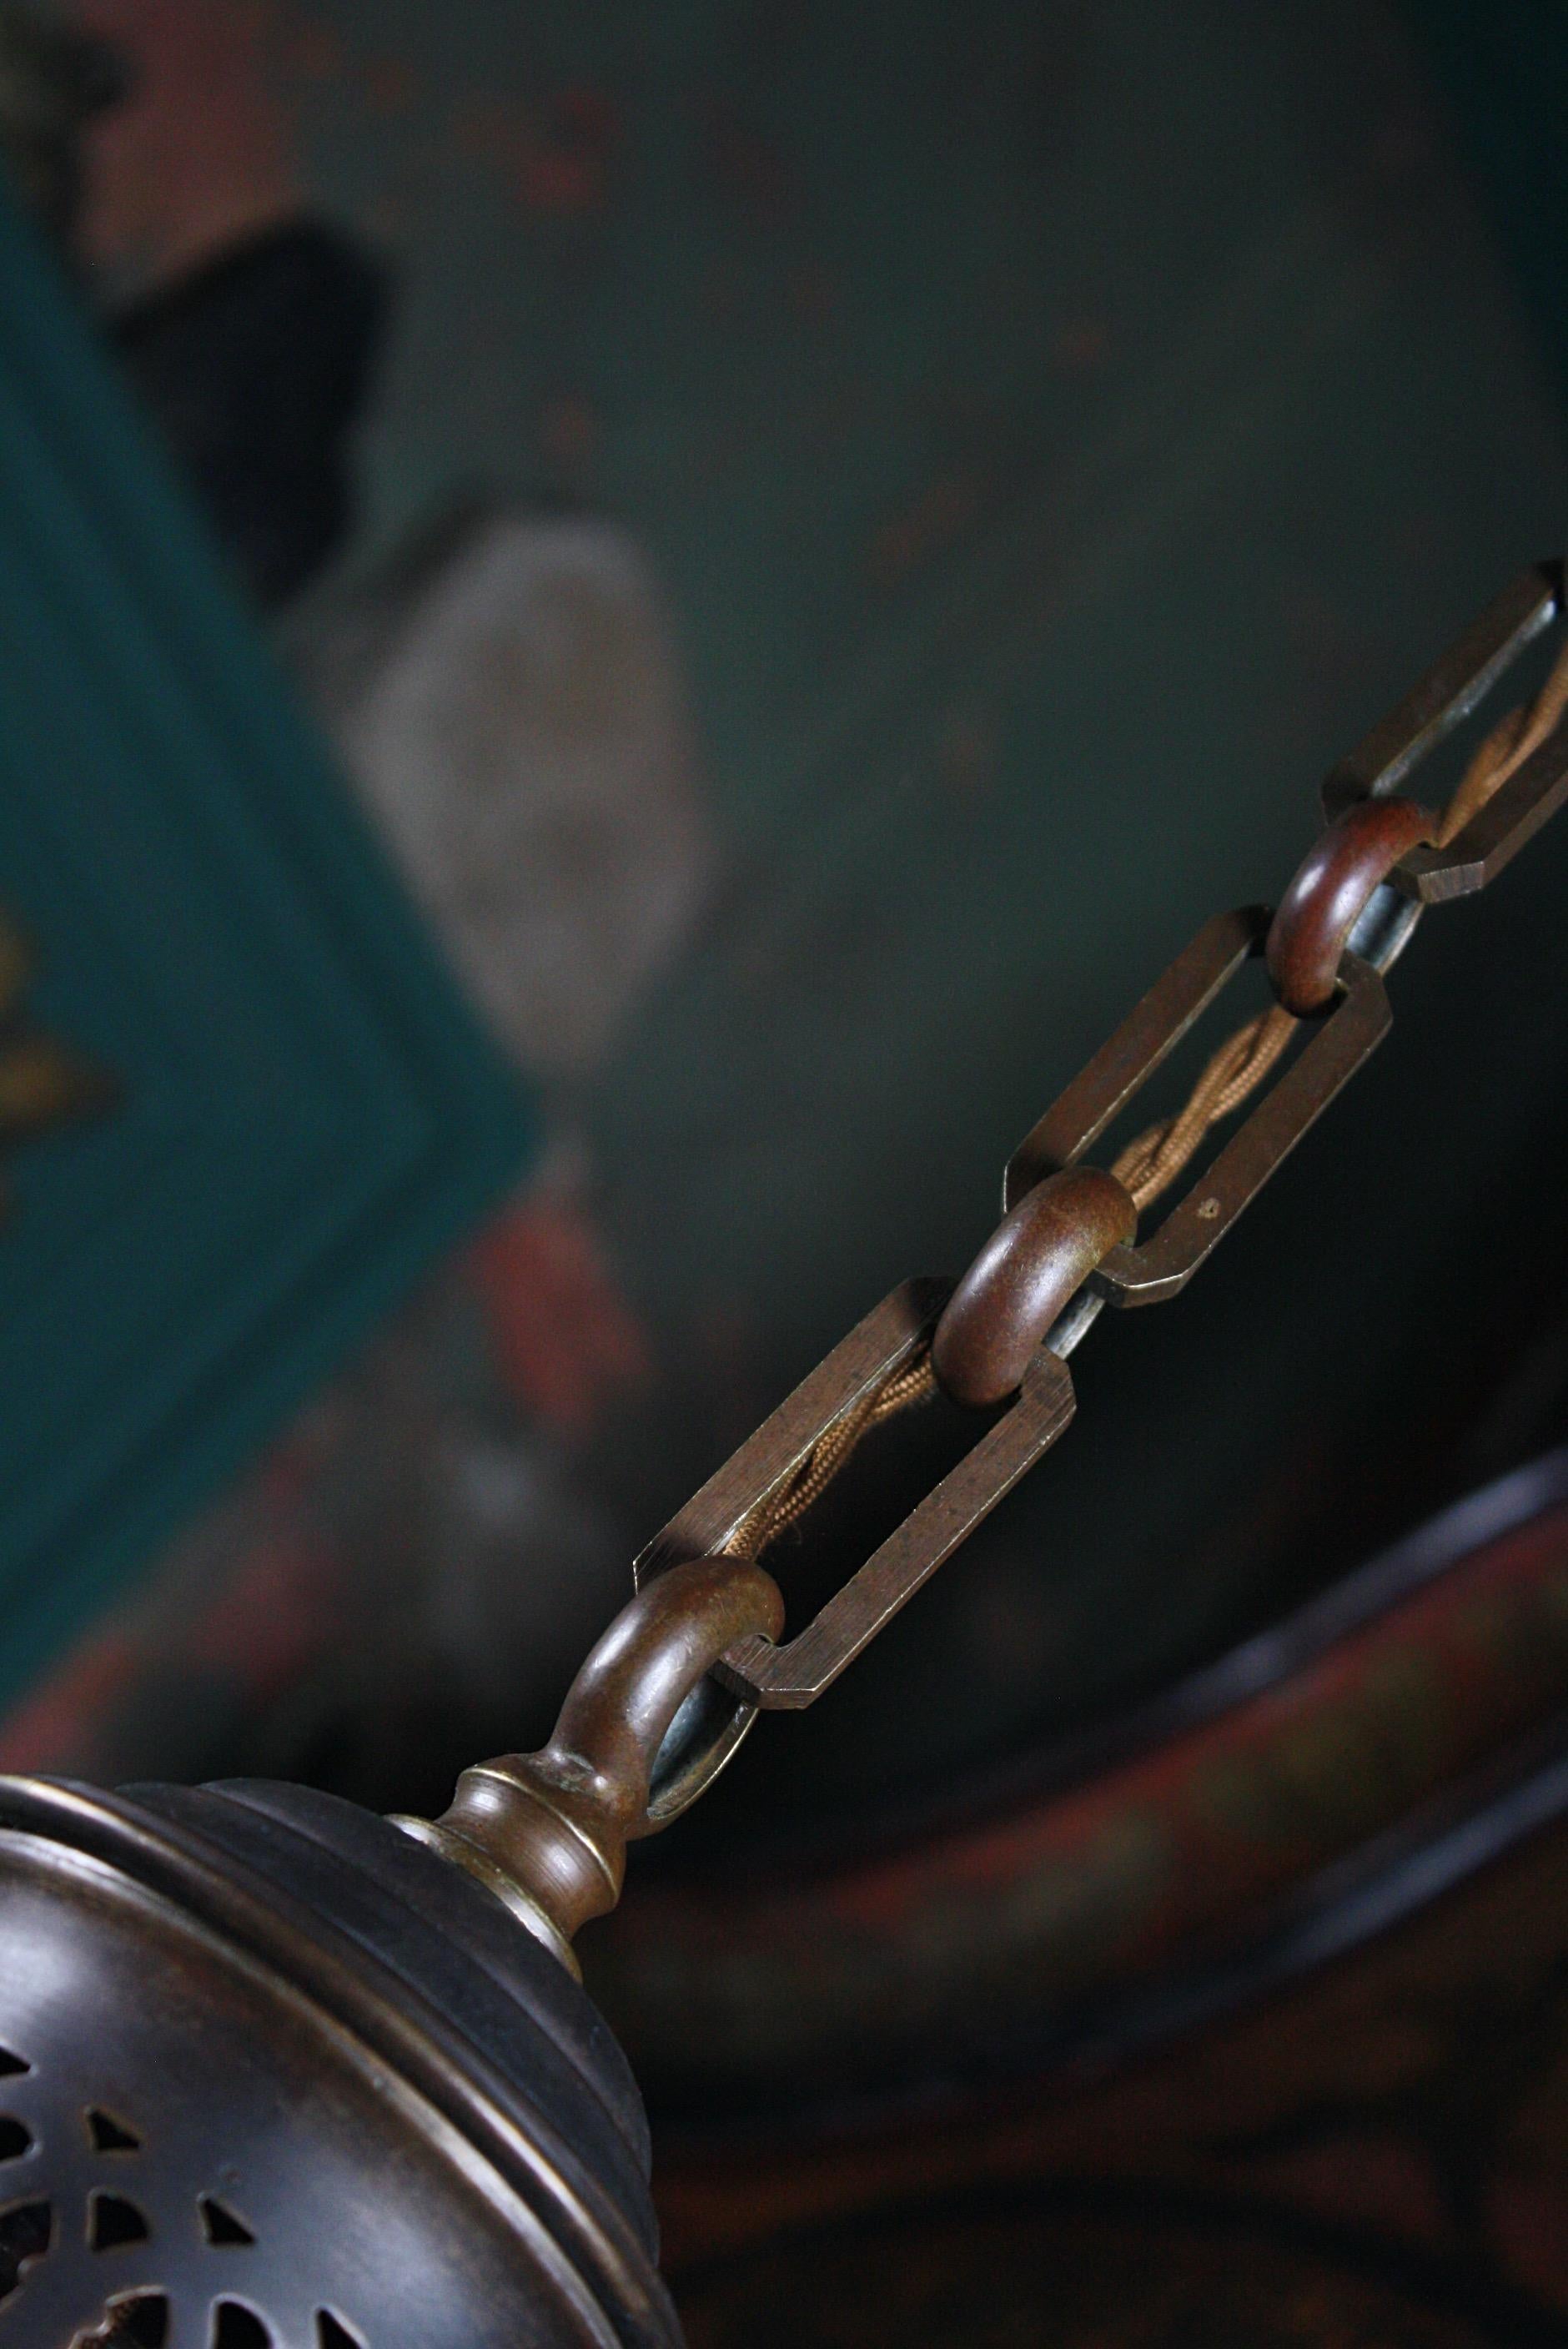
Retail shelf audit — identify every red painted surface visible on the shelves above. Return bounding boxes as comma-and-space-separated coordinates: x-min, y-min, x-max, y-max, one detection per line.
470, 1193, 652, 1440
654, 1819, 1568, 2316
76, 0, 299, 284
595, 1501, 1568, 2088
0, 1626, 141, 1773
182, 1529, 336, 1702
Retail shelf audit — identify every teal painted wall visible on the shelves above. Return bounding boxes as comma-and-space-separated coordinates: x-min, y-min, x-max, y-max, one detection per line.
0, 184, 533, 1706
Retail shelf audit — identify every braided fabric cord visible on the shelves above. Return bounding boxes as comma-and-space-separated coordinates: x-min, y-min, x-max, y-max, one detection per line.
1109, 1002, 1297, 1215
721, 1351, 937, 1563
1112, 633, 1568, 1215
1433, 626, 1568, 848
716, 634, 1568, 1561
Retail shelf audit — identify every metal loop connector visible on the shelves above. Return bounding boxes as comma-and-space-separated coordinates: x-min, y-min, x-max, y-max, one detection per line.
932, 1165, 1136, 1407
1265, 797, 1435, 1016
402, 1557, 784, 1973
410, 561, 1568, 1965
1321, 559, 1568, 903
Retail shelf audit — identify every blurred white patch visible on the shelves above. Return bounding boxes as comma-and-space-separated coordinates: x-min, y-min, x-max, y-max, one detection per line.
328, 513, 715, 1079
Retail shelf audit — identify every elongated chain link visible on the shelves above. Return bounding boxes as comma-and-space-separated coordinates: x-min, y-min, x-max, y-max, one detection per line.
634, 565, 1568, 1748
1110, 1003, 1297, 1215
721, 1350, 937, 1563
420, 591, 1568, 1913
1106, 626, 1568, 1217
1438, 627, 1568, 846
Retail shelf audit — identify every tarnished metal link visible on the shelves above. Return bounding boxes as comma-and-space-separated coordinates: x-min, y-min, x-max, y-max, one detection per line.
1322, 561, 1560, 822
1435, 631, 1568, 849
1099, 587, 1568, 1225
404, 566, 1568, 1974
721, 1347, 937, 1560
621, 564, 1568, 1768
405, 1556, 787, 1964
636, 1280, 1074, 1709
1323, 557, 1568, 908
1265, 797, 1435, 1016
932, 1166, 1136, 1408
1006, 905, 1391, 1308
1111, 1003, 1296, 1215
1398, 704, 1568, 904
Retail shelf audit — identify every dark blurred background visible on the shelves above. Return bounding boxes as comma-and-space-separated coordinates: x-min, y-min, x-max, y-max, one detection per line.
3, 3, 1568, 2338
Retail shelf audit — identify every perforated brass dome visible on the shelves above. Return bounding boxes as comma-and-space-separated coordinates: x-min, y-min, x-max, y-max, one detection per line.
0, 1777, 678, 2349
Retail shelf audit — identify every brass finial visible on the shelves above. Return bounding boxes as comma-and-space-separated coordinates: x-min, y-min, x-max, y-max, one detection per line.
399, 1557, 783, 1975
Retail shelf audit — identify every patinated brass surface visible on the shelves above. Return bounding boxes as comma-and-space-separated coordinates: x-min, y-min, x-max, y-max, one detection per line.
1266, 798, 1437, 1016
415, 564, 1568, 1944
932, 1167, 1136, 1408
407, 1557, 785, 1969
0, 1776, 680, 2346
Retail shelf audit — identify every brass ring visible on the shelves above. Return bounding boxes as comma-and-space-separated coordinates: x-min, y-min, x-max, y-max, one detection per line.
932, 1164, 1137, 1409
1266, 798, 1435, 1016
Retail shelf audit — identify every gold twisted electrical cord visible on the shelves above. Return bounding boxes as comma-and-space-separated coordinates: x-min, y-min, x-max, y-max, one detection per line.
720, 1349, 937, 1562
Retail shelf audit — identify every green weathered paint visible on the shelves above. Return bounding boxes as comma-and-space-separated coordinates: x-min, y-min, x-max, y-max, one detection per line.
0, 182, 534, 1706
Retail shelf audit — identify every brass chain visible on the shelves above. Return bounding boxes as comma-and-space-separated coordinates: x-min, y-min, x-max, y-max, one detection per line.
632, 564, 1568, 1741
420, 565, 1568, 1941
1108, 624, 1568, 1217
1109, 1003, 1297, 1215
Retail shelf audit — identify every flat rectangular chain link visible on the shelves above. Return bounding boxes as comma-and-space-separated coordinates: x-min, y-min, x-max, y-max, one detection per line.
1005, 908, 1391, 1308
1323, 558, 1568, 903
635, 1279, 1075, 1707
1398, 718, 1568, 903
1321, 561, 1560, 819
